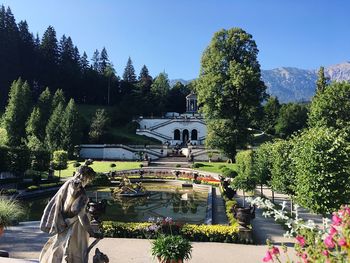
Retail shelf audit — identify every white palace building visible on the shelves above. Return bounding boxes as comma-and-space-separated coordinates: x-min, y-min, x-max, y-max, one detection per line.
136, 92, 207, 146
78, 93, 222, 161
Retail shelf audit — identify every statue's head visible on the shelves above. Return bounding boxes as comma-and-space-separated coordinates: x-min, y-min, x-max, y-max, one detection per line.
76, 159, 96, 186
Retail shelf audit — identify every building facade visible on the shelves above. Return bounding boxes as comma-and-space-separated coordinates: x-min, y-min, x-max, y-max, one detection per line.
136, 93, 207, 146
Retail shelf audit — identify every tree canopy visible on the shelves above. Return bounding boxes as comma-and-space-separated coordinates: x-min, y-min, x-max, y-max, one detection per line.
274, 103, 308, 138
292, 127, 350, 215
308, 81, 350, 136
196, 28, 266, 160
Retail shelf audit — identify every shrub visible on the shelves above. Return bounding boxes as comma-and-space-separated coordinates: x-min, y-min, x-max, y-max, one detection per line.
110, 163, 116, 168
180, 224, 240, 243
52, 150, 68, 178
222, 169, 237, 178
175, 164, 181, 168
73, 162, 81, 168
191, 163, 201, 169
102, 221, 242, 243
26, 182, 63, 192
91, 173, 111, 186
224, 200, 239, 226
0, 199, 24, 227
27, 185, 39, 191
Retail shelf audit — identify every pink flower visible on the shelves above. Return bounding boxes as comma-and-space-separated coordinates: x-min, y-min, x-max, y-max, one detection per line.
344, 207, 350, 216
270, 246, 280, 255
329, 226, 337, 236
322, 250, 329, 257
301, 253, 307, 259
262, 251, 273, 262
324, 235, 335, 249
332, 214, 342, 226
338, 238, 347, 247
296, 235, 306, 247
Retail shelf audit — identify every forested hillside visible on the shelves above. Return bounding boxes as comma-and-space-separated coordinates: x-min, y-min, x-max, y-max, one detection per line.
0, 5, 192, 123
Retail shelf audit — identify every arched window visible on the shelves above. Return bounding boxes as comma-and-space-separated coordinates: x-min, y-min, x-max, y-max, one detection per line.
174, 129, 180, 140
183, 129, 189, 143
191, 129, 198, 140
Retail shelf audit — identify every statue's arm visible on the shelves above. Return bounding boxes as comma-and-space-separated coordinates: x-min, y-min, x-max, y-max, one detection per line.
78, 212, 103, 238
73, 195, 103, 238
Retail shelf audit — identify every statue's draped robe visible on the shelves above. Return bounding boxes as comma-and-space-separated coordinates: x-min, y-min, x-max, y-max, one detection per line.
39, 178, 90, 263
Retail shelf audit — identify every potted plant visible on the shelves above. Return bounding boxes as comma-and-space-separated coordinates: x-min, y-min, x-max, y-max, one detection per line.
151, 234, 192, 263
0, 199, 24, 236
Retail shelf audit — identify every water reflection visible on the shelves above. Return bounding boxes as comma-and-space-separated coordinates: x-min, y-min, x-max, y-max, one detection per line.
21, 183, 208, 224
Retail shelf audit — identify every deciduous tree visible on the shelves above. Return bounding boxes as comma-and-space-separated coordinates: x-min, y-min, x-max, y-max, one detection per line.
196, 28, 266, 160
308, 82, 350, 136
292, 127, 350, 215
275, 103, 308, 138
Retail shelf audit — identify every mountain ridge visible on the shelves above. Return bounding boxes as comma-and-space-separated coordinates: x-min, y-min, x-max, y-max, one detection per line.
171, 62, 350, 103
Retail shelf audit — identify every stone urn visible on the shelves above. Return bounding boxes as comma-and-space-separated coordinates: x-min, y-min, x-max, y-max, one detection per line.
87, 199, 107, 223
232, 205, 255, 227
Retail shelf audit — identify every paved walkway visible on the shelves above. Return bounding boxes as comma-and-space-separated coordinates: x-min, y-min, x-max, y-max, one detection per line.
0, 221, 296, 263
235, 190, 292, 246
212, 187, 228, 225
235, 186, 327, 245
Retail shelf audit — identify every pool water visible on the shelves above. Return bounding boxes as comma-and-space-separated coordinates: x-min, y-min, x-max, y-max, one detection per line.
21, 182, 209, 224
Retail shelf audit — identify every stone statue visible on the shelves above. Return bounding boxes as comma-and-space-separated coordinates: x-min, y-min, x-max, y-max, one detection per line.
93, 248, 109, 263
39, 160, 103, 263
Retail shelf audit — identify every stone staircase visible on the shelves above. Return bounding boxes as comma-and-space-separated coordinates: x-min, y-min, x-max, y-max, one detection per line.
149, 156, 191, 168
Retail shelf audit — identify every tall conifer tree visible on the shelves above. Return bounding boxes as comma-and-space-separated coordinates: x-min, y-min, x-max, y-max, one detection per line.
61, 99, 81, 156
92, 49, 100, 72
3, 78, 32, 146
123, 57, 136, 82
100, 47, 109, 73
316, 66, 329, 94
45, 102, 64, 151
40, 26, 59, 89
52, 89, 66, 110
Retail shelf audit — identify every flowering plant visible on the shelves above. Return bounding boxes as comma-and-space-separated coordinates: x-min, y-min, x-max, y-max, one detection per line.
248, 197, 350, 262
147, 217, 192, 262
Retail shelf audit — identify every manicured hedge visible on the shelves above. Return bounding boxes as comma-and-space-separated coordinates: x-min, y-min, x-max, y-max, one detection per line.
91, 173, 111, 186
181, 224, 241, 243
102, 221, 245, 243
26, 182, 64, 192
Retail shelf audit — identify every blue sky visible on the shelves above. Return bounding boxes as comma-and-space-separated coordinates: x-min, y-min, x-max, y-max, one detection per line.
2, 0, 350, 80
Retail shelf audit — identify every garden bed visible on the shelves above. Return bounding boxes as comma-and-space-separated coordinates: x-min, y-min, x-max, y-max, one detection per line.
102, 221, 251, 243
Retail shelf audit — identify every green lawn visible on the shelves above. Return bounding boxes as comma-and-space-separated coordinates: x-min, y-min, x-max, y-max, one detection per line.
58, 160, 142, 178
193, 162, 237, 174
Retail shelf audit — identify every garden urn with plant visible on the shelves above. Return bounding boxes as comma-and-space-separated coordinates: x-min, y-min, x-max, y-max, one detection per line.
151, 235, 192, 263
